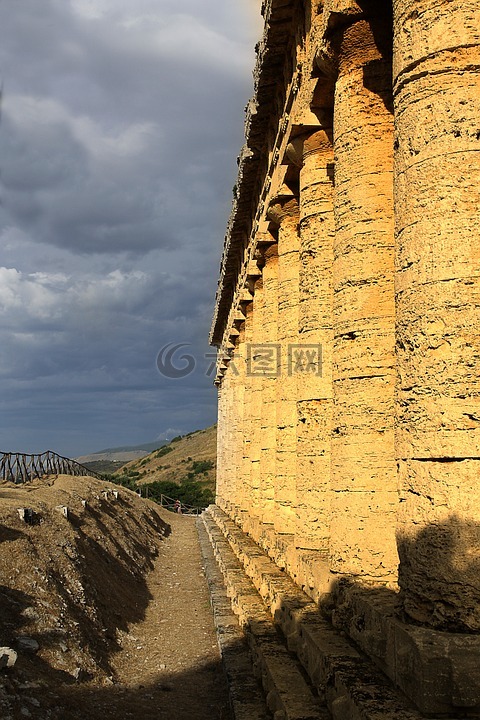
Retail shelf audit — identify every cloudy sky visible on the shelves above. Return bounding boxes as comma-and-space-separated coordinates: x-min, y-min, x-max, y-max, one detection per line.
0, 0, 261, 456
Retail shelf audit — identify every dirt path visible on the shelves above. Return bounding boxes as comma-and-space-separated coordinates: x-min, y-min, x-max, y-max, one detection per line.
0, 482, 233, 720
71, 512, 233, 720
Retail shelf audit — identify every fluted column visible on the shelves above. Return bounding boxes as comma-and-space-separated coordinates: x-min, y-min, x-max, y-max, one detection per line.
296, 129, 335, 550
394, 0, 480, 630
327, 7, 398, 581
259, 244, 279, 527
268, 192, 300, 536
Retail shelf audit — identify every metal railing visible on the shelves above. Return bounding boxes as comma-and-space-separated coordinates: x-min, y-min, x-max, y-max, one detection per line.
153, 492, 203, 516
0, 451, 102, 484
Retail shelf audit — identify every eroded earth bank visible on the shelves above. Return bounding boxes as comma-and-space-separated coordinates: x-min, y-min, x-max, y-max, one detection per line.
0, 475, 232, 720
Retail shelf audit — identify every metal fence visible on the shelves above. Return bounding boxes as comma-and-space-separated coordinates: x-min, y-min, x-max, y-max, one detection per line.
153, 491, 203, 516
0, 451, 102, 484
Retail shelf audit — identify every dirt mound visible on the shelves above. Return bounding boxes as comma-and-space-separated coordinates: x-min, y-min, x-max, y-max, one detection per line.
0, 476, 232, 720
0, 475, 171, 717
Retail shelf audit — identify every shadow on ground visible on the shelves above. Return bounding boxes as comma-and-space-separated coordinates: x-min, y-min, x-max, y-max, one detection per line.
1, 654, 234, 720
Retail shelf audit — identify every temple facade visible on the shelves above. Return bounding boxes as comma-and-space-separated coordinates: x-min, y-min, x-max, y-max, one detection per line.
209, 0, 480, 715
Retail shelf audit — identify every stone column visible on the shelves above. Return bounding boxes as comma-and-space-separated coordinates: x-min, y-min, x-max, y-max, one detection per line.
267, 192, 300, 537
259, 243, 279, 528
296, 129, 335, 551
327, 8, 398, 581
221, 363, 235, 517
240, 302, 254, 528
215, 380, 227, 510
393, 0, 480, 630
232, 322, 246, 522
249, 276, 265, 533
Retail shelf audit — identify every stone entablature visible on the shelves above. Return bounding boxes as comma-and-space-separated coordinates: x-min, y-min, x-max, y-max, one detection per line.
211, 0, 480, 715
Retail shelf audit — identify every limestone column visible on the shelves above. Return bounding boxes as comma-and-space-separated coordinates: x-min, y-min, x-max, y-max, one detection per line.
240, 302, 254, 528
393, 0, 480, 630
249, 276, 265, 532
259, 243, 279, 528
295, 129, 335, 551
327, 7, 398, 581
221, 363, 235, 516
215, 380, 227, 509
232, 323, 247, 522
267, 192, 300, 537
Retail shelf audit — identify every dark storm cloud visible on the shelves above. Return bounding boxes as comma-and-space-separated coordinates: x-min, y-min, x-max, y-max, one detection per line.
0, 0, 261, 455
0, 0, 256, 255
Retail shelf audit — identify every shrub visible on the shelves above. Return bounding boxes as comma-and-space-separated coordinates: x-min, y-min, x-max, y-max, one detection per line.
108, 474, 137, 491
142, 478, 214, 509
190, 460, 214, 475
155, 446, 173, 458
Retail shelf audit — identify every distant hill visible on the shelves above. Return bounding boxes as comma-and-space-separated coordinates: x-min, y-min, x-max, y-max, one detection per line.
116, 425, 217, 497
76, 440, 168, 466
96, 440, 169, 454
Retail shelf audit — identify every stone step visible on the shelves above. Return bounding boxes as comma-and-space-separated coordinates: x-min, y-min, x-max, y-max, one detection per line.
199, 514, 330, 720
196, 517, 270, 720
202, 505, 447, 720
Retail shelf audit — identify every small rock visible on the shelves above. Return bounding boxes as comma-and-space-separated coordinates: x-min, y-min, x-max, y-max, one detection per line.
16, 637, 39, 653
73, 668, 91, 682
0, 648, 17, 669
20, 708, 31, 718
159, 664, 166, 670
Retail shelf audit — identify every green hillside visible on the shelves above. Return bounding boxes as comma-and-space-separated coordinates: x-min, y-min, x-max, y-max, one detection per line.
110, 425, 217, 509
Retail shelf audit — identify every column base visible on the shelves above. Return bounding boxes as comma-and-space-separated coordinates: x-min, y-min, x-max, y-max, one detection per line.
328, 581, 480, 716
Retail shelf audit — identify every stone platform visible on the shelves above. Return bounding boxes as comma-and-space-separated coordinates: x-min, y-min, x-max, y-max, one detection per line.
197, 505, 462, 720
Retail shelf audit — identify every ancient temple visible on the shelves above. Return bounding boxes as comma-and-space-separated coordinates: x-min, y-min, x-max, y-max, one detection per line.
207, 1, 480, 716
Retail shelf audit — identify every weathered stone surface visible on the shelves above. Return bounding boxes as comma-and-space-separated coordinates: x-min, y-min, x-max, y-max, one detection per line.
250, 278, 266, 527
296, 130, 334, 552
269, 196, 300, 537
196, 517, 270, 720
202, 507, 427, 720
259, 244, 278, 527
210, 0, 480, 712
330, 10, 397, 583
393, 0, 480, 631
